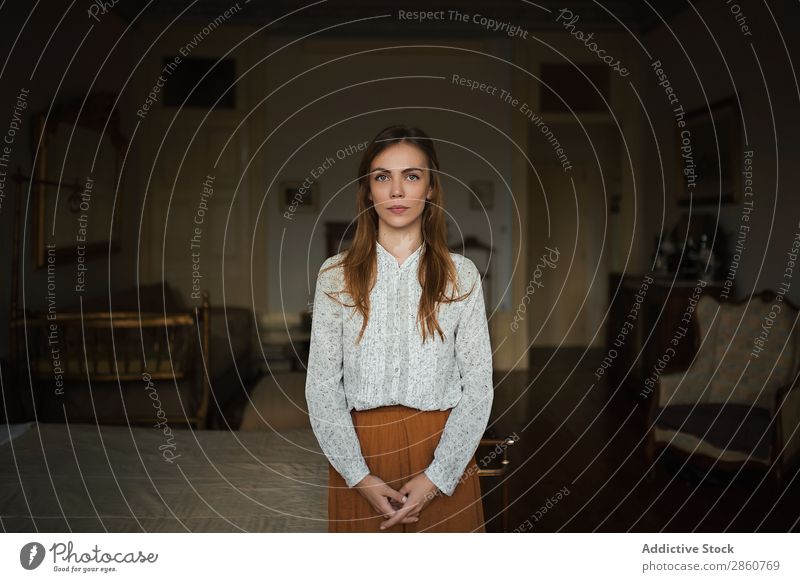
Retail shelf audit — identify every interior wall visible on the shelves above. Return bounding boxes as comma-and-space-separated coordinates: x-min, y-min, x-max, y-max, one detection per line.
260, 36, 516, 319
528, 123, 621, 348
132, 23, 263, 311
642, 0, 800, 303
127, 30, 521, 367
0, 4, 141, 359
511, 30, 644, 358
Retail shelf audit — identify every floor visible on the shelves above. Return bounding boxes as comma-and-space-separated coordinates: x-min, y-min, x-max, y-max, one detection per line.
482, 352, 800, 533
237, 352, 800, 533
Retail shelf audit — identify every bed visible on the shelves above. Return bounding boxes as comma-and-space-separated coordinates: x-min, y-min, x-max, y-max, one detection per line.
8, 179, 257, 429
0, 422, 327, 532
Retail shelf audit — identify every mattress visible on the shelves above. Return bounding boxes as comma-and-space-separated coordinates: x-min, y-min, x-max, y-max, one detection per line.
0, 422, 327, 532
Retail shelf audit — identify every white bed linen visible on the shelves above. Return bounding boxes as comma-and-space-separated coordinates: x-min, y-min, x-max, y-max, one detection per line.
1, 422, 34, 447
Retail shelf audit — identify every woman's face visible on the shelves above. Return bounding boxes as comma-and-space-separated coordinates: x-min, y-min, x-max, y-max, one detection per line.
367, 142, 432, 234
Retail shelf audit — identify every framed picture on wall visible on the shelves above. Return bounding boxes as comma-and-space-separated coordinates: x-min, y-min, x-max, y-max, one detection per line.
32, 92, 126, 268
280, 181, 318, 214
677, 96, 742, 206
469, 180, 494, 211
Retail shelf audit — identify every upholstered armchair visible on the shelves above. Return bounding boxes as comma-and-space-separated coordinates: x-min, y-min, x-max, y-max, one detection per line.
646, 291, 800, 488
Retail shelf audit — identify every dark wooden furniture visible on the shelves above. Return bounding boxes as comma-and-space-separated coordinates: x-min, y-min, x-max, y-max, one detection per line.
605, 273, 726, 399
476, 434, 518, 533
325, 221, 356, 258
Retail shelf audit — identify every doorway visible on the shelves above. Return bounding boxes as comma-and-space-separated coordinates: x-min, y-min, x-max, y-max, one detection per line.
526, 122, 620, 349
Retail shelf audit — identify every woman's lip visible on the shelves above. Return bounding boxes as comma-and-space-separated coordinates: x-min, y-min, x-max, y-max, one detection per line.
389, 206, 408, 213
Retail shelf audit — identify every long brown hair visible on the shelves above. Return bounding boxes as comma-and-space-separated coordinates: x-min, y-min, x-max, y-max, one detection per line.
321, 124, 474, 344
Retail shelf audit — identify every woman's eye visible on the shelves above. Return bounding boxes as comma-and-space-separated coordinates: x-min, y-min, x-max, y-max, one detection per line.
373, 173, 420, 182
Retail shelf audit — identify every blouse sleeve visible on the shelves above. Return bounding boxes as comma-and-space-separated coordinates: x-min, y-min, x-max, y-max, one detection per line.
423, 259, 494, 496
305, 258, 371, 488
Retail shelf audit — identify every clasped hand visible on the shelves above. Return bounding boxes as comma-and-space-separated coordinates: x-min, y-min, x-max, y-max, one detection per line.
354, 473, 440, 530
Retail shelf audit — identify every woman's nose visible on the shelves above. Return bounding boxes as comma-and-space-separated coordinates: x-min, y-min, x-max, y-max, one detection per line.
391, 179, 404, 197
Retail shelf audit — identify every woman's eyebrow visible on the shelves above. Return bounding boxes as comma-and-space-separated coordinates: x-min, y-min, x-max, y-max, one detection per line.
371, 167, 425, 173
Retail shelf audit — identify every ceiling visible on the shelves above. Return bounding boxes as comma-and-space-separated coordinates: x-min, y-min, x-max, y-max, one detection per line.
117, 0, 690, 35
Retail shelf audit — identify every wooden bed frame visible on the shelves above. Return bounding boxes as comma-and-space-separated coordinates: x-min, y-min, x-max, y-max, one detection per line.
8, 168, 211, 429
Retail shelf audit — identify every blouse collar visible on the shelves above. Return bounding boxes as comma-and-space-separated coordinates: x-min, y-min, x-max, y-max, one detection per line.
376, 239, 425, 271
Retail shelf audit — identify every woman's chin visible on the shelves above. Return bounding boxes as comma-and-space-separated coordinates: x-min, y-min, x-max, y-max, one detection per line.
379, 212, 422, 228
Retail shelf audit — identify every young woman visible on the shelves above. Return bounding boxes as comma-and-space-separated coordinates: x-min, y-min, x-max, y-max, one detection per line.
305, 124, 493, 532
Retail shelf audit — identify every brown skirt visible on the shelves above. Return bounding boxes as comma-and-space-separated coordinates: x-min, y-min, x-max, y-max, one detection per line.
328, 404, 486, 533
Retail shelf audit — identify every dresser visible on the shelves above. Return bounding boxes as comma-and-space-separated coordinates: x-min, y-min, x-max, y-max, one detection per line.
605, 273, 727, 399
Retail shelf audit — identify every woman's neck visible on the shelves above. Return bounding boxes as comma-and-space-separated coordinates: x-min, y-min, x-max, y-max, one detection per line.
376, 227, 424, 265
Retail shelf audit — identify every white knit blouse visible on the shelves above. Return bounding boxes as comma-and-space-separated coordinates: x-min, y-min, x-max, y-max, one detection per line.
304, 240, 494, 496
